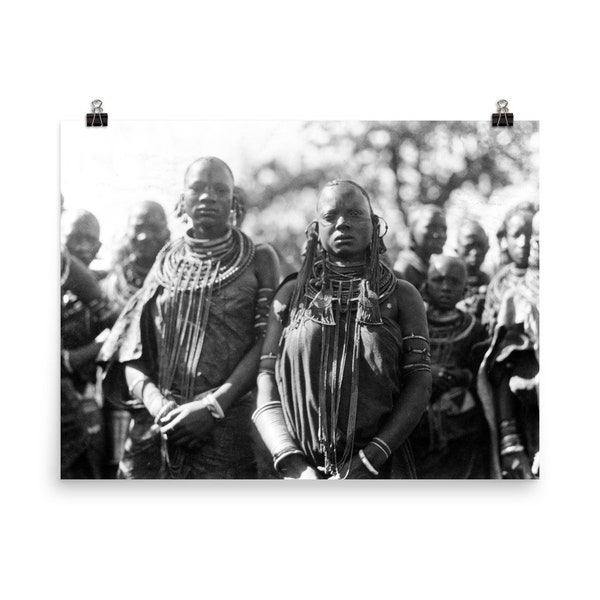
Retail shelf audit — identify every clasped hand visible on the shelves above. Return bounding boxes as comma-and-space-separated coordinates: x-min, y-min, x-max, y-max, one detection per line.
157, 393, 216, 447
501, 449, 533, 479
432, 366, 467, 393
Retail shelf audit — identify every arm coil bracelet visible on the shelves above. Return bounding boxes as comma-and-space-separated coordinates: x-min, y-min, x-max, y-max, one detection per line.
370, 438, 391, 461
254, 288, 274, 339
252, 401, 303, 471
401, 333, 432, 375
500, 444, 525, 456
257, 370, 276, 382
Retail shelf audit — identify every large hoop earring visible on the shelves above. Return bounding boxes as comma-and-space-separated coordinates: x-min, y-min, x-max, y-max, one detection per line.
174, 194, 186, 219
376, 215, 389, 238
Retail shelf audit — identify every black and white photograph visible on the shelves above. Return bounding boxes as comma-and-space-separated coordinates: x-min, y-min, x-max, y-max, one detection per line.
60, 120, 539, 480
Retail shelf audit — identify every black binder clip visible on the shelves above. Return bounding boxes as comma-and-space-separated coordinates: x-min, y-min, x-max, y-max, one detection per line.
86, 99, 108, 127
492, 99, 513, 127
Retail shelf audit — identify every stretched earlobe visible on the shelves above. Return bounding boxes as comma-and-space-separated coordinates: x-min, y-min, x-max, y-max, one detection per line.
174, 194, 185, 219
230, 208, 238, 229
375, 215, 389, 238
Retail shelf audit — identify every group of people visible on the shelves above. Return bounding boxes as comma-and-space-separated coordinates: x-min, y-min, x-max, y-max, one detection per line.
60, 155, 539, 480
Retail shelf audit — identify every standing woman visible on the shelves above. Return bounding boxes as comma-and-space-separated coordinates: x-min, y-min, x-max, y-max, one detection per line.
254, 180, 431, 479
100, 156, 280, 479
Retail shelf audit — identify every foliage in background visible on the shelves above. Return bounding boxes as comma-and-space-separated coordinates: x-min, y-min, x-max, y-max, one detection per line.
240, 121, 539, 276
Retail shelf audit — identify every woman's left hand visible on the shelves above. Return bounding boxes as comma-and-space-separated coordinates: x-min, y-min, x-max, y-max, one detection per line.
344, 444, 387, 479
344, 455, 375, 479
158, 397, 216, 446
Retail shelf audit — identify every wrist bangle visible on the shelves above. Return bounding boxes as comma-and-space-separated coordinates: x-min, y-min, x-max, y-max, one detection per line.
358, 449, 379, 476
128, 375, 149, 399
500, 433, 523, 452
499, 418, 519, 437
62, 350, 73, 374
273, 449, 305, 472
500, 444, 525, 456
204, 393, 225, 420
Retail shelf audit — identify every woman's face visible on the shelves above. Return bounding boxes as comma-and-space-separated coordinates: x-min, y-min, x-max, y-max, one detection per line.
317, 183, 373, 264
412, 211, 447, 257
505, 213, 533, 268
127, 205, 170, 265
528, 213, 539, 269
457, 227, 489, 271
62, 215, 101, 267
182, 160, 233, 236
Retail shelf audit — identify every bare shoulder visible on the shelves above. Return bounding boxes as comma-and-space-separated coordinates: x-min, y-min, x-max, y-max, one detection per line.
395, 278, 423, 308
394, 279, 428, 334
254, 243, 281, 288
255, 242, 279, 269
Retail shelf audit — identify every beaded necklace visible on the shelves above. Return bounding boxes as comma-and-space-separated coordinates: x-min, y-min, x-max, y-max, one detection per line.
155, 227, 255, 398
292, 257, 397, 478
154, 228, 254, 292
427, 306, 477, 363
300, 258, 396, 324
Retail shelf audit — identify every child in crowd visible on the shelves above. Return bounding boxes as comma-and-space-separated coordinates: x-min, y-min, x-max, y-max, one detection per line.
455, 220, 490, 319
410, 255, 492, 478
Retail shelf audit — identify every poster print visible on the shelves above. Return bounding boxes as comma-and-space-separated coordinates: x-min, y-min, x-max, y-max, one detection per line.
60, 120, 539, 480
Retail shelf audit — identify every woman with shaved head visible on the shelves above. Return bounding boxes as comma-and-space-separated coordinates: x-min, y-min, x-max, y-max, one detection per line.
393, 204, 447, 292
100, 156, 280, 479
102, 200, 170, 311
455, 220, 491, 320
254, 180, 431, 479
61, 209, 102, 269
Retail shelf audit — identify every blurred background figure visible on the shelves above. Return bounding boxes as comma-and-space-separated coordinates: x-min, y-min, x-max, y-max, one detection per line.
61, 209, 103, 275
101, 200, 170, 311
61, 207, 115, 477
478, 211, 539, 479
410, 255, 491, 479
393, 205, 447, 291
455, 220, 491, 319
100, 200, 170, 477
494, 221, 511, 272
482, 202, 536, 333
61, 250, 118, 478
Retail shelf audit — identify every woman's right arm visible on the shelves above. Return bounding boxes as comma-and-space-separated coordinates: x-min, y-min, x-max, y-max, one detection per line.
253, 281, 319, 479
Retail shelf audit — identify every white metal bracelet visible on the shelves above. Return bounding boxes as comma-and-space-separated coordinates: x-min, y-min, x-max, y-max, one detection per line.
358, 449, 379, 476
204, 393, 225, 420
